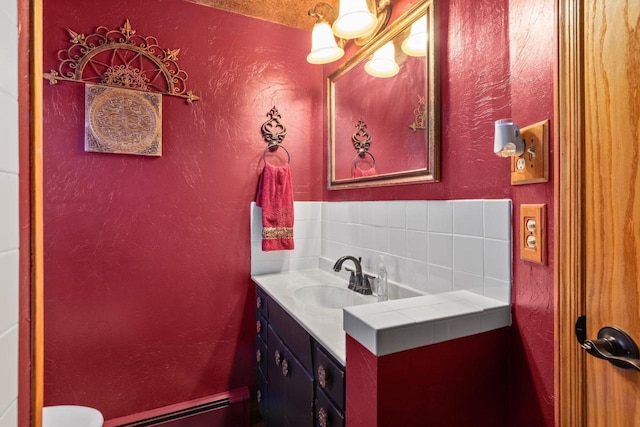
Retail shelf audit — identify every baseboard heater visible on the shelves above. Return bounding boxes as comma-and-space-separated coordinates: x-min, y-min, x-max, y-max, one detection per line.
104, 387, 250, 427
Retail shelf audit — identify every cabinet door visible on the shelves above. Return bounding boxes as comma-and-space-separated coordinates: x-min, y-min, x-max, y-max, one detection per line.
268, 326, 314, 426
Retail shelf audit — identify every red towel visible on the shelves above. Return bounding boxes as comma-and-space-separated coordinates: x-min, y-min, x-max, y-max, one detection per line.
353, 166, 378, 177
256, 162, 294, 251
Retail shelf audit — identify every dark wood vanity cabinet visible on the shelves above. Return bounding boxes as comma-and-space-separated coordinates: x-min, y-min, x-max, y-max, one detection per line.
255, 285, 345, 427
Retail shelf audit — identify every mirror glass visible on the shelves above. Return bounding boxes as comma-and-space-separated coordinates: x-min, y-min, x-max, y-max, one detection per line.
328, 0, 439, 189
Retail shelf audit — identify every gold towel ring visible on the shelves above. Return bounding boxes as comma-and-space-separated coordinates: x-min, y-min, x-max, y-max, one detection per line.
353, 151, 376, 169
263, 143, 291, 164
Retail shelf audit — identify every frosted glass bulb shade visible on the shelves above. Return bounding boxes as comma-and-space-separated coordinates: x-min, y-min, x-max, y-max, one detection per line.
307, 22, 345, 64
365, 41, 399, 78
401, 15, 428, 57
332, 0, 378, 40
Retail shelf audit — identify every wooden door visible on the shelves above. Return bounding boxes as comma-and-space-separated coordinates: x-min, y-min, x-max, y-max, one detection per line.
557, 1, 640, 425
583, 1, 640, 425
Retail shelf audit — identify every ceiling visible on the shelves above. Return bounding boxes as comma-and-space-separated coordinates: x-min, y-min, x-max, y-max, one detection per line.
186, 0, 341, 32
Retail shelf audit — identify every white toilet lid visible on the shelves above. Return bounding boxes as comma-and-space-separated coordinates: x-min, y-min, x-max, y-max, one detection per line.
43, 405, 104, 427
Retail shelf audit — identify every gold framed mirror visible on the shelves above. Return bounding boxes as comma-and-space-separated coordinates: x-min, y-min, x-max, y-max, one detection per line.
328, 0, 439, 189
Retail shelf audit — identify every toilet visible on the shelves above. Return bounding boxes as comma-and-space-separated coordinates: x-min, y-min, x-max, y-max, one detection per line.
43, 405, 104, 427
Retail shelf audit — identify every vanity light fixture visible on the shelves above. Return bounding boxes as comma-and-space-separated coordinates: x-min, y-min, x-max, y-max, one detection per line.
364, 41, 399, 78
306, 1, 392, 65
494, 118, 525, 157
401, 15, 428, 56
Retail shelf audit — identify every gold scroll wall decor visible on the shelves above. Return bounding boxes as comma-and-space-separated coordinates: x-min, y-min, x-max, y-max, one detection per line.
44, 19, 201, 103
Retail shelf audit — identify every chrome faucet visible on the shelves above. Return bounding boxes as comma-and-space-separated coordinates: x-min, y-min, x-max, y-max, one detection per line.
333, 255, 373, 295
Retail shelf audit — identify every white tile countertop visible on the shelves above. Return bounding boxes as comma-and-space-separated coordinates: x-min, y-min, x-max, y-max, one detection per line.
252, 269, 511, 364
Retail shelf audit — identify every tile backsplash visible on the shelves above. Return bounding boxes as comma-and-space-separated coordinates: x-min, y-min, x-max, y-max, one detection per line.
251, 200, 512, 304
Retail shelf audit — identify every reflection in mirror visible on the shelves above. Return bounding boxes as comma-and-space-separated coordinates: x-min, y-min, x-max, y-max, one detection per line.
329, 0, 438, 189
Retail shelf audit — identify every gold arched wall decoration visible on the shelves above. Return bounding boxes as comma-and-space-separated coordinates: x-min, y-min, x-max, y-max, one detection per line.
43, 19, 201, 103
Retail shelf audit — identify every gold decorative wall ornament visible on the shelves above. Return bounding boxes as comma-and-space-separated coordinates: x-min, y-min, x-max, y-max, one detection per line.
409, 95, 426, 131
85, 84, 162, 156
44, 19, 200, 103
352, 119, 372, 157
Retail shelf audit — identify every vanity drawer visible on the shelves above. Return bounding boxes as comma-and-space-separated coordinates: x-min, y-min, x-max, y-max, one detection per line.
269, 297, 313, 373
256, 335, 268, 374
315, 386, 345, 427
256, 311, 268, 343
256, 368, 269, 425
256, 286, 269, 319
314, 343, 345, 410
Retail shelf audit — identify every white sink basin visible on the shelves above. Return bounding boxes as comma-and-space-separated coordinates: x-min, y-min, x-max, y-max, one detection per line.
294, 285, 376, 309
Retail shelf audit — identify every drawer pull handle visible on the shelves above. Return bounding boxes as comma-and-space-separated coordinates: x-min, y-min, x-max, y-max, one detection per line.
256, 297, 263, 309
256, 390, 262, 403
318, 364, 328, 388
256, 320, 262, 334
317, 407, 328, 427
256, 349, 262, 363
274, 349, 282, 366
282, 359, 289, 377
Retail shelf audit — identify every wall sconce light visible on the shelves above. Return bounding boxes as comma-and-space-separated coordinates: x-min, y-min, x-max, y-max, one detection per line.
307, 1, 392, 65
364, 41, 399, 78
494, 119, 525, 157
401, 15, 428, 57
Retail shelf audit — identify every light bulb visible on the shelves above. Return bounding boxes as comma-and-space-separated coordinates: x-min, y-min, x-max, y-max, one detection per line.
401, 15, 428, 57
307, 21, 344, 64
332, 0, 378, 40
364, 41, 399, 78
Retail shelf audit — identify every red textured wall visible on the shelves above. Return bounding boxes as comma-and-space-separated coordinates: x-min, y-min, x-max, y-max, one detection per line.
336, 0, 555, 425
346, 330, 510, 427
42, 0, 323, 420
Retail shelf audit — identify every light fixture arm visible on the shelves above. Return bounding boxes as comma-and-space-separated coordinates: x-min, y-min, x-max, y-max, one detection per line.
308, 2, 336, 23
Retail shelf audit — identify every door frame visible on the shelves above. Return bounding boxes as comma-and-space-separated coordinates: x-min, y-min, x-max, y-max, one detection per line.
555, 0, 586, 425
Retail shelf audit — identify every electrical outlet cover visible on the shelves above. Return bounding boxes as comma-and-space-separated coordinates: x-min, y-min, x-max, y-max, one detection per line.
511, 119, 549, 185
520, 204, 546, 264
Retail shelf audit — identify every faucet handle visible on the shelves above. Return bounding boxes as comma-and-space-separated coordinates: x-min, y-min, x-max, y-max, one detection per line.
345, 268, 356, 290
359, 274, 374, 295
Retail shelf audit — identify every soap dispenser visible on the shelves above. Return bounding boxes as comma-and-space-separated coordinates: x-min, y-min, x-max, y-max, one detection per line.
376, 255, 388, 301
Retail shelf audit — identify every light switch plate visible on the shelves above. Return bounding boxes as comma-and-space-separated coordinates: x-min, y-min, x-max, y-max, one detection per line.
520, 204, 546, 264
511, 119, 549, 185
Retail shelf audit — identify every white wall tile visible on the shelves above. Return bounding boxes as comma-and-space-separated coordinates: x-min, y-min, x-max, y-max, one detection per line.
0, 11, 17, 100
0, 326, 18, 416
0, 94, 18, 175
0, 251, 18, 334
406, 231, 428, 262
453, 200, 484, 237
360, 201, 374, 225
453, 270, 484, 294
484, 200, 512, 240
0, 173, 19, 253
372, 203, 388, 227
387, 202, 406, 229
406, 201, 428, 231
453, 236, 484, 275
388, 229, 406, 258
372, 227, 389, 253
428, 233, 452, 268
484, 239, 511, 281
427, 264, 453, 294
259, 200, 511, 307
0, 400, 17, 427
406, 260, 428, 292
484, 277, 511, 304
428, 201, 452, 233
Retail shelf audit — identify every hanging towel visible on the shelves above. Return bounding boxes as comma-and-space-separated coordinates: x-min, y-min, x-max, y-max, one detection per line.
353, 166, 378, 177
256, 162, 294, 251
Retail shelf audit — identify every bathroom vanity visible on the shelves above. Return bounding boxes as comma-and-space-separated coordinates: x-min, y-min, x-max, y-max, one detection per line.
255, 283, 349, 426
252, 268, 512, 426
